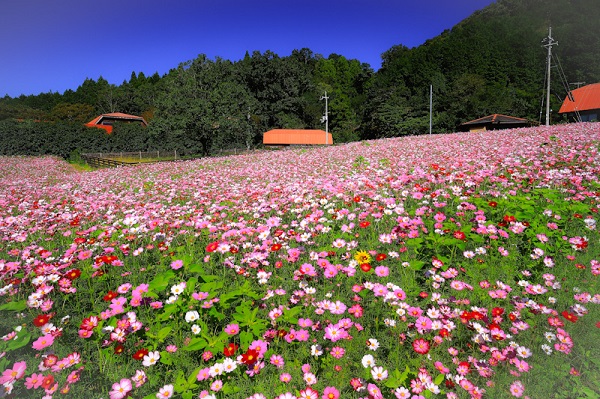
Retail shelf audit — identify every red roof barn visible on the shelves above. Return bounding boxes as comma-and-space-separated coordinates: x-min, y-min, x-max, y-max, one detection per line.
263, 129, 333, 145
459, 114, 532, 132
85, 112, 148, 133
559, 83, 600, 122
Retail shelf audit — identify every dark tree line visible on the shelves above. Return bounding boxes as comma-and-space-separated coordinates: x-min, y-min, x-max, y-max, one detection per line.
1, 0, 599, 157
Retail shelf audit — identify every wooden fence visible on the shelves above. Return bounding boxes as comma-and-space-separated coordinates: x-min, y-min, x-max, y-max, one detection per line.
81, 148, 261, 168
80, 151, 179, 168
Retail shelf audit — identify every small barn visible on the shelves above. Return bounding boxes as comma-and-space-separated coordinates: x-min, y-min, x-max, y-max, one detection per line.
263, 129, 333, 146
459, 114, 531, 132
85, 112, 148, 133
559, 83, 600, 122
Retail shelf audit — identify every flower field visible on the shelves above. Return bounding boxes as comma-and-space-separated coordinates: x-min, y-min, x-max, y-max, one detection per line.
1, 123, 599, 399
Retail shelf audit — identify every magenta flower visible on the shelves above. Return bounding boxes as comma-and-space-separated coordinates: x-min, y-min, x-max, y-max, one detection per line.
170, 260, 183, 270
0, 361, 27, 384
32, 334, 54, 351
24, 372, 44, 389
509, 380, 525, 397
322, 386, 340, 399
109, 378, 132, 399
224, 323, 240, 335
156, 383, 174, 398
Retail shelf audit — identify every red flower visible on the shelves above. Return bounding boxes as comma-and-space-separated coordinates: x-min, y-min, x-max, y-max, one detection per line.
33, 313, 52, 327
412, 338, 430, 355
42, 354, 58, 368
270, 243, 282, 252
240, 349, 259, 365
359, 221, 370, 228
65, 269, 81, 280
488, 201, 498, 208
453, 231, 466, 240
132, 348, 149, 360
114, 344, 124, 355
561, 310, 578, 323
492, 307, 505, 317
103, 291, 118, 302
503, 215, 516, 223
439, 329, 450, 338
375, 253, 387, 262
360, 263, 372, 272
41, 374, 55, 389
205, 241, 219, 253
353, 196, 362, 203
277, 329, 287, 338
223, 343, 239, 357
350, 378, 364, 391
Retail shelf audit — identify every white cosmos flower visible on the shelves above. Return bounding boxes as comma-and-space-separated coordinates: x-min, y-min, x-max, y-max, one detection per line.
185, 310, 199, 323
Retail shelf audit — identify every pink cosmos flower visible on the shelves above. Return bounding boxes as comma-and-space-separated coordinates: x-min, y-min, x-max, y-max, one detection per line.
509, 380, 525, 397
374, 266, 389, 277
322, 386, 340, 399
109, 378, 132, 399
170, 260, 183, 270
224, 323, 240, 335
270, 354, 285, 368
156, 384, 174, 399
0, 361, 27, 384
329, 346, 345, 359
25, 372, 44, 389
32, 334, 55, 351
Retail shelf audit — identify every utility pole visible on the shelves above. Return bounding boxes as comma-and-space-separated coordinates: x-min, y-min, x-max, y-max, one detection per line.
542, 27, 558, 126
320, 91, 329, 144
429, 85, 433, 135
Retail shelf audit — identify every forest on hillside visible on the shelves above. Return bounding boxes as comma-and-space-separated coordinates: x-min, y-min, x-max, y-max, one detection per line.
1, 0, 599, 157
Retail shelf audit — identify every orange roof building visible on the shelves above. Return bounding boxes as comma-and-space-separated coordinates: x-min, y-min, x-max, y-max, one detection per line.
459, 114, 532, 132
263, 129, 333, 145
559, 83, 600, 122
85, 112, 148, 133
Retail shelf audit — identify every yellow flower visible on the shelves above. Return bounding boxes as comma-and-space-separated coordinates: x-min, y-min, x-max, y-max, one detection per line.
354, 250, 372, 264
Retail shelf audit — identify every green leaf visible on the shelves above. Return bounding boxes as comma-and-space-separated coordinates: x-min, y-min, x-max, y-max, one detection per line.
185, 277, 198, 294
281, 306, 303, 324
149, 270, 175, 292
410, 260, 425, 271
209, 307, 226, 321
0, 300, 27, 311
221, 382, 240, 394
159, 351, 173, 365
240, 330, 254, 348
183, 337, 207, 352
157, 303, 178, 322
188, 263, 205, 274
434, 372, 445, 386
188, 367, 201, 386
157, 326, 173, 341
7, 329, 31, 351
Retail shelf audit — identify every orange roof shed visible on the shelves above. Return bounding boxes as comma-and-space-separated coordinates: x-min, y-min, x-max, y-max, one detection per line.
263, 129, 333, 145
559, 83, 600, 122
85, 112, 148, 133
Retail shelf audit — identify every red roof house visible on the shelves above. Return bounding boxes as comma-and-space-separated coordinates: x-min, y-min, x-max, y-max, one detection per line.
263, 129, 333, 145
85, 112, 148, 133
559, 83, 600, 122
459, 114, 532, 132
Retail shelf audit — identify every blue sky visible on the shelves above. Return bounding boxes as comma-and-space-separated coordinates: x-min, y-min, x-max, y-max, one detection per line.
1, 0, 496, 98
